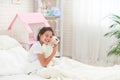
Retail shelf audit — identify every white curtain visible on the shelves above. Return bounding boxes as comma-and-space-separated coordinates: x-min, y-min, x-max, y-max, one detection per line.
72, 0, 120, 65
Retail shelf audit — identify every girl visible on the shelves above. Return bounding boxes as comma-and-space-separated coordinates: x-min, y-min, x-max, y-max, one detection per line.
28, 27, 58, 70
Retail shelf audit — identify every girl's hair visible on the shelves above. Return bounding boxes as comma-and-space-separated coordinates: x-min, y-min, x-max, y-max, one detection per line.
37, 27, 54, 40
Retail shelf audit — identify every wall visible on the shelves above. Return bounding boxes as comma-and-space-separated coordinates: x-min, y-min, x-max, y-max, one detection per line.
0, 0, 34, 30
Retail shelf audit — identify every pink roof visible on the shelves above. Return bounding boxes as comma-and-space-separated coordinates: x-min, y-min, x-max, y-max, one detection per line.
8, 13, 50, 33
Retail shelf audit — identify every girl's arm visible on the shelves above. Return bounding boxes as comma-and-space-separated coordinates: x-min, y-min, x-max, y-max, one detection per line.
37, 44, 58, 67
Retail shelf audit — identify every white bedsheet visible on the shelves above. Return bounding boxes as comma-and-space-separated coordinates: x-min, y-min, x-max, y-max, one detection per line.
0, 74, 46, 80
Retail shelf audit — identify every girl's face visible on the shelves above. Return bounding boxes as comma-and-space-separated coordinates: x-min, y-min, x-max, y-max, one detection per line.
39, 31, 53, 44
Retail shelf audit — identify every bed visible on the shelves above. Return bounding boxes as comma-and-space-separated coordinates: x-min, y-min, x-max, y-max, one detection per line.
0, 35, 120, 80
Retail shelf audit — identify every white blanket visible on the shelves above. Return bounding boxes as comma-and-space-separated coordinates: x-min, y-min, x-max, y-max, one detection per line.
35, 57, 120, 80
0, 74, 46, 80
37, 67, 82, 80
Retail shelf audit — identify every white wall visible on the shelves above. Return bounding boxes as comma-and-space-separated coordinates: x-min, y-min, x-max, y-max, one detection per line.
0, 0, 34, 30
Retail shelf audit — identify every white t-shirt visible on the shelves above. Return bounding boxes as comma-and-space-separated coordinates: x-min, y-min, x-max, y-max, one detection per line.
28, 41, 43, 71
29, 41, 43, 62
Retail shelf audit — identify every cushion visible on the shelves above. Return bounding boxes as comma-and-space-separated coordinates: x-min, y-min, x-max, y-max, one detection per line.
0, 35, 21, 50
0, 35, 29, 75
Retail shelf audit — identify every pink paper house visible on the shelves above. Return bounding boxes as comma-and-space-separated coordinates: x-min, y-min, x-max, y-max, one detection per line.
8, 13, 50, 44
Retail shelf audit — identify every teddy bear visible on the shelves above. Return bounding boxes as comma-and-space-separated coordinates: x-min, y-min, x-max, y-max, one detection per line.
49, 36, 60, 47
41, 36, 60, 67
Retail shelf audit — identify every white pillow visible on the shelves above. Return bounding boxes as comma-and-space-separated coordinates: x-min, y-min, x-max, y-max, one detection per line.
0, 35, 21, 50
0, 46, 29, 76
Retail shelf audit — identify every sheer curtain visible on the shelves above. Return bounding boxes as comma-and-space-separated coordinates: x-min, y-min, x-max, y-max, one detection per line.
72, 0, 120, 65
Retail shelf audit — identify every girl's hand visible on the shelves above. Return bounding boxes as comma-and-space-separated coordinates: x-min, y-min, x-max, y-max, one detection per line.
53, 44, 58, 54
